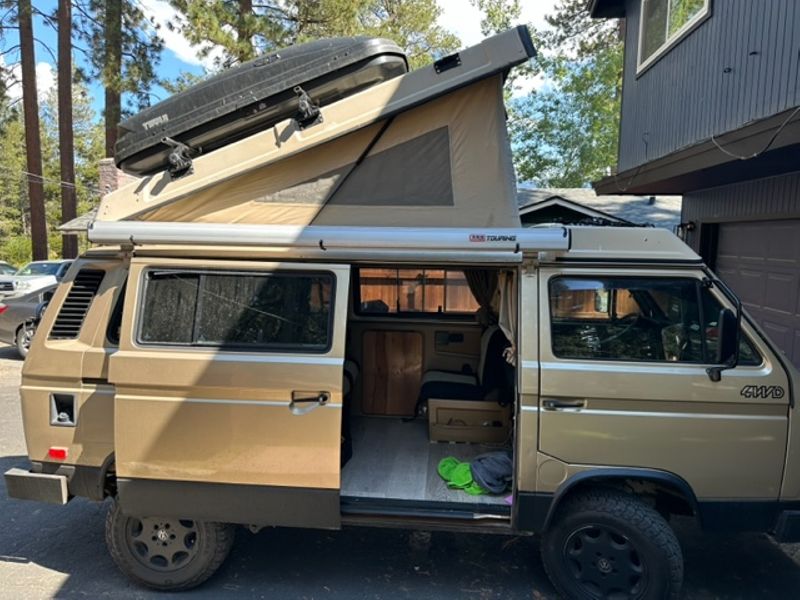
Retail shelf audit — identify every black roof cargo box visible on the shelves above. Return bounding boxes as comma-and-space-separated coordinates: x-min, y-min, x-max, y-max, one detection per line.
115, 37, 408, 176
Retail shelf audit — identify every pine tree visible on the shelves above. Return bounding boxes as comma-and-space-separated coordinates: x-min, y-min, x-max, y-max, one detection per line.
17, 0, 48, 259
167, 0, 459, 70
57, 0, 77, 257
508, 0, 623, 187
75, 0, 163, 158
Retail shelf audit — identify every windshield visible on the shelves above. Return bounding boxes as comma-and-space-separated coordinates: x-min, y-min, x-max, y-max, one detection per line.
16, 262, 62, 276
0, 264, 16, 275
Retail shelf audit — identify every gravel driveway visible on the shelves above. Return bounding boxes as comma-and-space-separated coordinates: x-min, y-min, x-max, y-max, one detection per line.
1, 343, 799, 599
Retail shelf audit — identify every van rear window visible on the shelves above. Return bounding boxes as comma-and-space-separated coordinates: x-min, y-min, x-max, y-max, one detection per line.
138, 270, 333, 352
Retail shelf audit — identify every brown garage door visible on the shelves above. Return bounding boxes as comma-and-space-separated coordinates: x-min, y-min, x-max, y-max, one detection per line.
715, 220, 800, 368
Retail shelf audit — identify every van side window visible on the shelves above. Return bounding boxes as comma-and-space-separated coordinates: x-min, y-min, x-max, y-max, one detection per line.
139, 270, 333, 352
357, 268, 479, 315
549, 276, 761, 365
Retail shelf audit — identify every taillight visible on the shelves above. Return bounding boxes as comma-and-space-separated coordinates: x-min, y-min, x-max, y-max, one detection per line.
48, 447, 68, 460
0, 305, 7, 314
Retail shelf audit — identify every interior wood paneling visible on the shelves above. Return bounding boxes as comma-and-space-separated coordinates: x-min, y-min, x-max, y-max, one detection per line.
361, 330, 423, 416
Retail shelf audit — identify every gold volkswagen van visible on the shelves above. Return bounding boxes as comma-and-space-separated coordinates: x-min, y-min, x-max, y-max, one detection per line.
5, 27, 800, 600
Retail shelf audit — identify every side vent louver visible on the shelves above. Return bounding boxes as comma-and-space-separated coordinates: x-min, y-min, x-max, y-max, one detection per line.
49, 269, 105, 340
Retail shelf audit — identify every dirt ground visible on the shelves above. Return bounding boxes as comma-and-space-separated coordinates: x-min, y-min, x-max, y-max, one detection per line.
1, 343, 799, 599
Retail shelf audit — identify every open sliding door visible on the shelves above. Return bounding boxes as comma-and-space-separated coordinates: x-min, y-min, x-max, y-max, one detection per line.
110, 257, 349, 529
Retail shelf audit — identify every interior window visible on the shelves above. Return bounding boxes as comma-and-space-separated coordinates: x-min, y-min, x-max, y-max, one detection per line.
139, 270, 333, 351
550, 276, 760, 364
358, 268, 479, 315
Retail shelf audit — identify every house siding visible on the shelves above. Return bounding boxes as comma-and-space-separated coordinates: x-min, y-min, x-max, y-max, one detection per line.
683, 170, 800, 253
618, 0, 800, 172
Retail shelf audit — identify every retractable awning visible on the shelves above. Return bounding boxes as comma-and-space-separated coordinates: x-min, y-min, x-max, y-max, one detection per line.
88, 222, 569, 263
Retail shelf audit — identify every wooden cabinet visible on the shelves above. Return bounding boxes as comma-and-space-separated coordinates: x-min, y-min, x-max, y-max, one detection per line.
361, 330, 422, 416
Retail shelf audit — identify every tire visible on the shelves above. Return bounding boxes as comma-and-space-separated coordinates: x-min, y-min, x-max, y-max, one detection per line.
15, 322, 35, 359
541, 488, 683, 600
105, 500, 235, 591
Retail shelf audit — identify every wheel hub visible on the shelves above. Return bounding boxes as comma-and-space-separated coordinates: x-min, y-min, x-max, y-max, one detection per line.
596, 556, 613, 574
563, 524, 647, 599
125, 516, 200, 572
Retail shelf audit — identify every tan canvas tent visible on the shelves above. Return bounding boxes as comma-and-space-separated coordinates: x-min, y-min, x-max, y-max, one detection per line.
94, 27, 534, 230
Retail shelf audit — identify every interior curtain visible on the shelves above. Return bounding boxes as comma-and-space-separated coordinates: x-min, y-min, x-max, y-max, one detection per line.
464, 269, 498, 325
497, 271, 517, 366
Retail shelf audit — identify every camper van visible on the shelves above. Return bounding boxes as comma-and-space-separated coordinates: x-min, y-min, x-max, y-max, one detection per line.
5, 27, 800, 600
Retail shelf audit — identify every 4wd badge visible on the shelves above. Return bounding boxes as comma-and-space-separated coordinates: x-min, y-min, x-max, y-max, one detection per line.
740, 385, 785, 399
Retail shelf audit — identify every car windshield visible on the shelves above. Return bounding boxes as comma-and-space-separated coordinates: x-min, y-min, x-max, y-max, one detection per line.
16, 262, 62, 276
0, 264, 16, 275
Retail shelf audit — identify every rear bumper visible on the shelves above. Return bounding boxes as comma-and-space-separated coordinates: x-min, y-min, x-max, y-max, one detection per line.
4, 467, 70, 504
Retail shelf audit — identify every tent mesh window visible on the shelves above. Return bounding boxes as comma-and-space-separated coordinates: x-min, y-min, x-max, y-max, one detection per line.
330, 127, 454, 206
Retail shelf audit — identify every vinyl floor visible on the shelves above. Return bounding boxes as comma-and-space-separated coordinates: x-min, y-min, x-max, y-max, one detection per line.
340, 416, 510, 506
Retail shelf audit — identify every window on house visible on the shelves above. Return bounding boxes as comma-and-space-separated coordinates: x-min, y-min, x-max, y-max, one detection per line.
639, 0, 710, 69
139, 270, 334, 351
358, 268, 480, 316
549, 276, 760, 365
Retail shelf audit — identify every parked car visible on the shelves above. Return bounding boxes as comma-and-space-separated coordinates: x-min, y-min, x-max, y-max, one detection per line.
0, 261, 16, 275
0, 260, 72, 300
0, 284, 54, 357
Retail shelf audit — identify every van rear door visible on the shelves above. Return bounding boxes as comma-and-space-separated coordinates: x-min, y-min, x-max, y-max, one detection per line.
110, 258, 349, 529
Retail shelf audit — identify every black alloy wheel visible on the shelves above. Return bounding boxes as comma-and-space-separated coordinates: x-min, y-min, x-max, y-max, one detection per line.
105, 500, 235, 590
126, 516, 201, 572
562, 523, 647, 598
541, 489, 683, 600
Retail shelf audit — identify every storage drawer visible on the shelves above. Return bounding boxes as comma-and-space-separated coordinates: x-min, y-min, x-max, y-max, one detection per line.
428, 399, 511, 443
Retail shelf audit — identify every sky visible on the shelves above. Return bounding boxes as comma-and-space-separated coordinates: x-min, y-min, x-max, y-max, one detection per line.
2, 0, 558, 115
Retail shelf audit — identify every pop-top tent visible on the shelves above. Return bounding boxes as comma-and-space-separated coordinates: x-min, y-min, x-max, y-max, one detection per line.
91, 26, 536, 233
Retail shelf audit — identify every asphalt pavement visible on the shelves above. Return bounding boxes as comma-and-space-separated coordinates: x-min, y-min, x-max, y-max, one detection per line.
1, 342, 800, 599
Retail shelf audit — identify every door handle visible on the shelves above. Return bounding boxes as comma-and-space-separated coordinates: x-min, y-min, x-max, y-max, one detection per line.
542, 399, 586, 411
289, 391, 329, 415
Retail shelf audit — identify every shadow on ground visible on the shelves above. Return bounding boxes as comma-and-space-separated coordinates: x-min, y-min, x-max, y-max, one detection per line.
1, 462, 800, 600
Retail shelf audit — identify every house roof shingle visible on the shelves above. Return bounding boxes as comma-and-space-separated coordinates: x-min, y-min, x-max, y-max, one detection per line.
517, 188, 682, 230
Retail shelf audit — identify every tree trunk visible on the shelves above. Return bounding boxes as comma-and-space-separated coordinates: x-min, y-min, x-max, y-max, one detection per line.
104, 0, 122, 157
238, 0, 253, 59
18, 0, 48, 260
58, 0, 78, 258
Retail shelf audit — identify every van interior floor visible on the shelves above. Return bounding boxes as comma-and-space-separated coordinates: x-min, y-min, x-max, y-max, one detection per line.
341, 416, 511, 509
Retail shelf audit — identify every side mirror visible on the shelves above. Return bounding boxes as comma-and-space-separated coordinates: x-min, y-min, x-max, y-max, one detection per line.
707, 308, 739, 382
